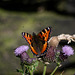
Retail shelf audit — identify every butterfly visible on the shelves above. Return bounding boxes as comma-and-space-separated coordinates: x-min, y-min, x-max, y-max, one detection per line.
22, 27, 51, 57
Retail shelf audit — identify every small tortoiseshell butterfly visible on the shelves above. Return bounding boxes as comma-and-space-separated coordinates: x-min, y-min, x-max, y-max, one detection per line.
22, 27, 51, 57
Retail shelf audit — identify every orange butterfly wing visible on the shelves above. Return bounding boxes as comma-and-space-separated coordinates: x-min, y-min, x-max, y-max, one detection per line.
38, 27, 51, 54
22, 32, 32, 45
22, 32, 38, 55
38, 27, 51, 41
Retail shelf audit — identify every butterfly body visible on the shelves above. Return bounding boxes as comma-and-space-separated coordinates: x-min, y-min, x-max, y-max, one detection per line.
22, 27, 51, 57
31, 32, 46, 56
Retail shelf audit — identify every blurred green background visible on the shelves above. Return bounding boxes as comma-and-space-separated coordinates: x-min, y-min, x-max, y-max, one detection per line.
0, 0, 75, 75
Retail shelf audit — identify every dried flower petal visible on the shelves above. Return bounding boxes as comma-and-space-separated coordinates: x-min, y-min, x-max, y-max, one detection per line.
14, 45, 29, 56
62, 45, 74, 56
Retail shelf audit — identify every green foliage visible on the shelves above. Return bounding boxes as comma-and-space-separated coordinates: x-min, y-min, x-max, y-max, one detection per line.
17, 61, 39, 75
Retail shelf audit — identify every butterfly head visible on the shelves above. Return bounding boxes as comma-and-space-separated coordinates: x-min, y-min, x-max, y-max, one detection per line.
33, 32, 36, 36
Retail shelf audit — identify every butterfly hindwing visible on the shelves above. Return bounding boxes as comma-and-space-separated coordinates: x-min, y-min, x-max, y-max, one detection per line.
40, 41, 48, 54
30, 45, 38, 55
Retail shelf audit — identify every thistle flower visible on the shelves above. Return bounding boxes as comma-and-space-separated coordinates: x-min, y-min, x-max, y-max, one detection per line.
14, 45, 29, 56
42, 37, 59, 63
42, 46, 56, 63
59, 45, 74, 61
14, 45, 36, 64
62, 45, 74, 56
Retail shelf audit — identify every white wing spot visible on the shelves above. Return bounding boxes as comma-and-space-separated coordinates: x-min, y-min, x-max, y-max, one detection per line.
48, 27, 50, 30
22, 32, 25, 36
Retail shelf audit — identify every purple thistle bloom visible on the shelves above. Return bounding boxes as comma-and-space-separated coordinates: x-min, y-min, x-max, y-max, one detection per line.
14, 45, 36, 64
62, 45, 74, 56
14, 45, 29, 56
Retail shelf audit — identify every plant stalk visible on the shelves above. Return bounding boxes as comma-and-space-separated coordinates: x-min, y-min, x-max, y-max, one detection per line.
50, 62, 61, 75
30, 70, 33, 75
43, 64, 47, 75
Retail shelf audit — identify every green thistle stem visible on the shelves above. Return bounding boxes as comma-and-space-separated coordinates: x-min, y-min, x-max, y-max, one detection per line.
43, 64, 47, 75
50, 65, 59, 75
22, 73, 24, 75
30, 70, 33, 75
60, 71, 64, 75
50, 63, 60, 75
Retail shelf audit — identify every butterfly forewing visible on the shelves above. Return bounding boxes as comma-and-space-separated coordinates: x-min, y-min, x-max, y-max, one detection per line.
38, 27, 51, 54
22, 32, 38, 55
38, 27, 51, 41
22, 32, 32, 45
